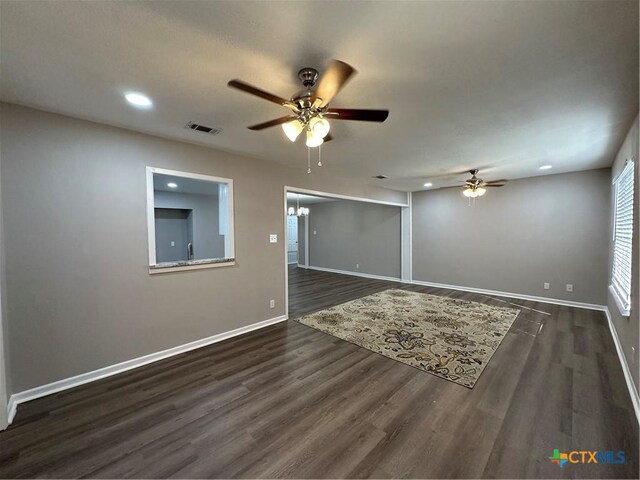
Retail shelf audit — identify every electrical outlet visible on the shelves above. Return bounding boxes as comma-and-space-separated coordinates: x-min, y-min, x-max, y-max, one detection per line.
566, 284, 573, 292
356, 263, 360, 269
543, 282, 550, 290
269, 299, 275, 309
313, 230, 317, 235
269, 234, 277, 243
171, 241, 175, 247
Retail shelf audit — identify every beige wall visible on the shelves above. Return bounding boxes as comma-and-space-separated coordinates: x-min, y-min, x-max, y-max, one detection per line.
308, 200, 401, 278
608, 115, 639, 392
0, 103, 406, 393
412, 169, 611, 305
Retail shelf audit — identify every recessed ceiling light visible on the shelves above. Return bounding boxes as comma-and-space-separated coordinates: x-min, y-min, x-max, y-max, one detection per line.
539, 165, 553, 170
124, 92, 153, 108
167, 182, 178, 188
424, 182, 433, 187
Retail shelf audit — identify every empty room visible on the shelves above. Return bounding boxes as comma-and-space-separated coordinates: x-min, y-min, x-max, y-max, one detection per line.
0, 1, 638, 479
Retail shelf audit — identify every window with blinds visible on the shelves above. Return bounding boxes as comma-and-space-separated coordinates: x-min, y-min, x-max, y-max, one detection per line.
610, 159, 635, 316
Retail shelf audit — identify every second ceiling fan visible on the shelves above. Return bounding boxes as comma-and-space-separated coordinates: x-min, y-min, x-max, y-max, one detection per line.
228, 59, 389, 148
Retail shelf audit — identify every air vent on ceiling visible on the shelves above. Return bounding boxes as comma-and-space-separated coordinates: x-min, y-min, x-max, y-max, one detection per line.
374, 174, 388, 179
186, 122, 222, 135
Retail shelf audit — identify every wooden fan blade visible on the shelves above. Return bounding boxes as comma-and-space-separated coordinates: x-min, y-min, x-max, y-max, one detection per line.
228, 80, 295, 108
324, 133, 333, 143
485, 179, 508, 184
314, 60, 357, 107
248, 116, 296, 131
326, 108, 389, 122
485, 184, 505, 187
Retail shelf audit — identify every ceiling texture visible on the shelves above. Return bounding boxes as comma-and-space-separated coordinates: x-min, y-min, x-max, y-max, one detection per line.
1, 1, 638, 191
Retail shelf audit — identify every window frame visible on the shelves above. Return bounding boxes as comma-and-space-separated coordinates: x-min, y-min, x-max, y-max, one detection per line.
609, 159, 634, 316
146, 166, 235, 274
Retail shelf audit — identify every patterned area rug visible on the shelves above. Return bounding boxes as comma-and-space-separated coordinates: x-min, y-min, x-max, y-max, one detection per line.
296, 289, 520, 388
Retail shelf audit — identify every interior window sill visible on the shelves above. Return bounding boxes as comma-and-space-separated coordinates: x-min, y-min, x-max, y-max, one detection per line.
609, 284, 631, 317
149, 258, 235, 274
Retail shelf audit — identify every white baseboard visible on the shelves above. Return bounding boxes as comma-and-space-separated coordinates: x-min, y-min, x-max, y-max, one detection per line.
6, 314, 288, 425
411, 279, 607, 312
307, 265, 402, 283
604, 308, 640, 424
6, 396, 17, 425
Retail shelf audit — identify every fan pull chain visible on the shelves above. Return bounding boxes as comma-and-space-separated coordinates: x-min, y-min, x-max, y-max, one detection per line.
307, 147, 311, 174
318, 145, 323, 167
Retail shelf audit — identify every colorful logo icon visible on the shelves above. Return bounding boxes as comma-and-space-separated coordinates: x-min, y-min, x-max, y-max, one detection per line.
550, 449, 569, 468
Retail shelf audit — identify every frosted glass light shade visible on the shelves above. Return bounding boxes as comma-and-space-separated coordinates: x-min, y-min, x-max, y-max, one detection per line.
306, 129, 324, 148
463, 188, 478, 198
282, 120, 303, 142
309, 117, 330, 138
476, 187, 487, 196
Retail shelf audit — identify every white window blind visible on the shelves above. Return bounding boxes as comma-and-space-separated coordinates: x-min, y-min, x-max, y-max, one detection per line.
610, 159, 635, 316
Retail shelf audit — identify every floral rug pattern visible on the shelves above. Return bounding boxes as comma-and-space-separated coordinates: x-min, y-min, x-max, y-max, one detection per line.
296, 289, 520, 388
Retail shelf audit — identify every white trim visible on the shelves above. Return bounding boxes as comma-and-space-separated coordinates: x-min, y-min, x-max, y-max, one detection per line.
6, 314, 287, 424
146, 167, 156, 265
304, 214, 310, 268
7, 397, 16, 425
283, 188, 290, 318
284, 186, 409, 207
148, 260, 236, 274
609, 284, 631, 317
411, 279, 607, 311
401, 192, 413, 282
604, 308, 640, 424
146, 166, 236, 271
307, 266, 403, 283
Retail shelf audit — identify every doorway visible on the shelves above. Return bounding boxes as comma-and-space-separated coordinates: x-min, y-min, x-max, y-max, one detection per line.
284, 187, 410, 319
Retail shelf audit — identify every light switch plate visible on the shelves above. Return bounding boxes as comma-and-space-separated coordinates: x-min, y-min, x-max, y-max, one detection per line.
566, 284, 573, 292
269, 234, 277, 243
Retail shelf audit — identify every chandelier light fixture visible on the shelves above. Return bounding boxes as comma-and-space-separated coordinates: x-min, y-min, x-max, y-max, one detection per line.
288, 194, 309, 216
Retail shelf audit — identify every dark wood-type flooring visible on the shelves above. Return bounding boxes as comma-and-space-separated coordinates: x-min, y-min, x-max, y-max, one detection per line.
0, 266, 637, 478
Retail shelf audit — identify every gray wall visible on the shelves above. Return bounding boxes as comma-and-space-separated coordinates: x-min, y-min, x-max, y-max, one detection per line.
309, 200, 402, 278
0, 103, 406, 393
412, 169, 611, 304
154, 190, 224, 261
607, 115, 639, 392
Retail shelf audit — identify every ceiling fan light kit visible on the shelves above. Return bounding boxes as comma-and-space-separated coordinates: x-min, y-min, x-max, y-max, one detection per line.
460, 169, 507, 202
228, 59, 389, 172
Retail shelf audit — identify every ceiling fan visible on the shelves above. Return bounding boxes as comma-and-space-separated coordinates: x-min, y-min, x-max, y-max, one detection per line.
461, 169, 507, 198
228, 59, 389, 148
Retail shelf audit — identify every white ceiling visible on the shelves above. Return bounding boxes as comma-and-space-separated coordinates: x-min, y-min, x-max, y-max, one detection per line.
1, 1, 637, 191
153, 173, 220, 195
